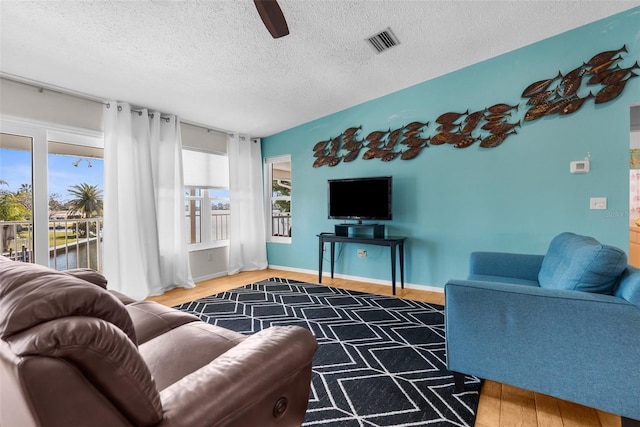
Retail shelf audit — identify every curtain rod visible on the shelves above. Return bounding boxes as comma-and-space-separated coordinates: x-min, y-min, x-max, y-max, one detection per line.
0, 72, 233, 135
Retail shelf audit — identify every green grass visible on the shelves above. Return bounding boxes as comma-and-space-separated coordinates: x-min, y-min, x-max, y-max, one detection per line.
49, 230, 79, 247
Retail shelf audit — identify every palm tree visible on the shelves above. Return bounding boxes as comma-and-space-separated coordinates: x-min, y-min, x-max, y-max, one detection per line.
67, 183, 103, 218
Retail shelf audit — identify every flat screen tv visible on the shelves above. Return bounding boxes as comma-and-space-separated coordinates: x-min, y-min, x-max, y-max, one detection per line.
328, 176, 392, 222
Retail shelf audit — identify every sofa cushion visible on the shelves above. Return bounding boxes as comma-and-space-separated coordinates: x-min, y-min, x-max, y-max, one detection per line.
0, 260, 137, 343
63, 268, 108, 288
614, 266, 640, 306
538, 232, 627, 294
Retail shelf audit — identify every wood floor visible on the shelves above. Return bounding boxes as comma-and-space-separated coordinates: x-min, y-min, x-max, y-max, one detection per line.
147, 268, 621, 427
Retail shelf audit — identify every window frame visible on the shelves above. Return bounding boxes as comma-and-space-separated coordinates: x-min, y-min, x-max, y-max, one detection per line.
264, 155, 291, 244
182, 148, 230, 251
1, 115, 103, 266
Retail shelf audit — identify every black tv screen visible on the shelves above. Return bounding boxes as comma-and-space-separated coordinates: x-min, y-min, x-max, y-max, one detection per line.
328, 176, 392, 222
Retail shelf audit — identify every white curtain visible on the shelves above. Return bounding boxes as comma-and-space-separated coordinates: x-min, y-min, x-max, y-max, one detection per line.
103, 102, 194, 299
228, 134, 268, 273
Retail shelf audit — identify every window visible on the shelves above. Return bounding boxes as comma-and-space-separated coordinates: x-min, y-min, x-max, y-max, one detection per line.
183, 149, 229, 248
1, 128, 103, 269
0, 133, 34, 262
264, 155, 291, 243
47, 141, 104, 271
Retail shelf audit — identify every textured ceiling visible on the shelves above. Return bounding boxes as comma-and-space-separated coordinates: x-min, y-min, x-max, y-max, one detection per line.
1, 1, 639, 137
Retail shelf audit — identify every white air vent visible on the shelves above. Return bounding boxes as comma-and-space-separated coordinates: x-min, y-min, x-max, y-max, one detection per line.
365, 27, 400, 54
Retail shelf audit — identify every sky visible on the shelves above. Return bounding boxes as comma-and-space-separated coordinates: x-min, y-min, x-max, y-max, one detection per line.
0, 148, 104, 203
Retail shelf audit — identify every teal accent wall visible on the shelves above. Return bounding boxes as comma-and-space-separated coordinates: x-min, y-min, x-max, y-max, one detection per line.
262, 7, 640, 289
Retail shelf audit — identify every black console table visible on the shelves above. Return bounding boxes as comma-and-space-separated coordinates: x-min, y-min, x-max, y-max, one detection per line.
317, 233, 406, 295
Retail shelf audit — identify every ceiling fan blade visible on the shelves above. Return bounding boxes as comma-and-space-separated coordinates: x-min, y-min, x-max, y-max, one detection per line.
253, 0, 289, 39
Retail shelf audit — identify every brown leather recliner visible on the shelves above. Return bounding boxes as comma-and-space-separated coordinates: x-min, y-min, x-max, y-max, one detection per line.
0, 257, 317, 427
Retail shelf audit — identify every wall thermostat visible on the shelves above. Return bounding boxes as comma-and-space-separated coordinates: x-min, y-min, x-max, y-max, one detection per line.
570, 160, 589, 173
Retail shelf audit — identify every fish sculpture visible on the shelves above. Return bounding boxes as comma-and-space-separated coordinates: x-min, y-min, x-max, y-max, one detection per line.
430, 132, 456, 145
401, 147, 422, 160
401, 137, 429, 148
366, 129, 389, 142
436, 123, 459, 133
559, 93, 593, 115
313, 156, 335, 168
526, 88, 558, 106
453, 136, 479, 149
587, 65, 621, 85
435, 110, 468, 124
404, 121, 429, 131
403, 129, 423, 139
480, 130, 517, 148
484, 112, 512, 121
560, 67, 586, 98
327, 156, 341, 167
595, 73, 638, 104
586, 55, 623, 75
385, 128, 404, 149
342, 150, 360, 162
487, 103, 518, 114
366, 139, 385, 148
362, 148, 381, 160
546, 97, 577, 116
381, 151, 400, 162
343, 126, 362, 137
342, 140, 361, 151
601, 61, 640, 85
329, 137, 341, 156
311, 45, 638, 167
524, 102, 554, 121
521, 72, 562, 98
312, 140, 330, 152
488, 121, 521, 135
586, 45, 627, 67
461, 109, 486, 133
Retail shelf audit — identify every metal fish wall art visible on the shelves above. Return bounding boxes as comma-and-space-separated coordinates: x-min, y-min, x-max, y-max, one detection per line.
521, 72, 562, 98
311, 45, 636, 167
595, 72, 638, 104
521, 44, 635, 124
586, 45, 627, 67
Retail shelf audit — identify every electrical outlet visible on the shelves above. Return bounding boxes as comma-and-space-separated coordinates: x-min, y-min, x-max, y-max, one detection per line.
357, 249, 367, 258
590, 197, 607, 210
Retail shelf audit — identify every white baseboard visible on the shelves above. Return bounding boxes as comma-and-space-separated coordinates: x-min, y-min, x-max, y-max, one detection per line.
267, 264, 444, 294
193, 270, 229, 283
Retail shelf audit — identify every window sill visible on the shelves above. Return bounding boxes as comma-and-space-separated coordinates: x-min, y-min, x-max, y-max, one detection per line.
268, 236, 292, 244
188, 240, 229, 252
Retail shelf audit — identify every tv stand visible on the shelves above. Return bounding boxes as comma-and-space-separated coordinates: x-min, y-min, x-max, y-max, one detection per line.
335, 223, 385, 239
317, 232, 406, 295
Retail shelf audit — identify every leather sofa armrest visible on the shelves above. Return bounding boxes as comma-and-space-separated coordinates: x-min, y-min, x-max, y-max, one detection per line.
158, 325, 317, 427
469, 251, 544, 281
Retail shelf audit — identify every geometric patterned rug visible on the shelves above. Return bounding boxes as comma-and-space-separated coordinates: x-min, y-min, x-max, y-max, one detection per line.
175, 277, 481, 426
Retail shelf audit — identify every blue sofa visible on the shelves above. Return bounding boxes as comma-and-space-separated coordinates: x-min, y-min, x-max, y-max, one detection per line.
445, 232, 640, 425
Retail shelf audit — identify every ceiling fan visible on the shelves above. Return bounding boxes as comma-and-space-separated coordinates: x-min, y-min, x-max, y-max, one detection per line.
253, 0, 289, 39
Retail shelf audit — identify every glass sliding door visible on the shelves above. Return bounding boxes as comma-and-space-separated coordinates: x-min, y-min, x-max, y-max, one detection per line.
47, 141, 104, 271
0, 133, 34, 262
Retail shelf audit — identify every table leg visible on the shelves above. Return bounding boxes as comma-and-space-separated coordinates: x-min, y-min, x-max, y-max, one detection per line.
330, 242, 336, 279
390, 243, 396, 295
399, 242, 404, 289
318, 237, 324, 283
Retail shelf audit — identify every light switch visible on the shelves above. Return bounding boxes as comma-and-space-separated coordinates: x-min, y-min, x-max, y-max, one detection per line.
590, 197, 607, 210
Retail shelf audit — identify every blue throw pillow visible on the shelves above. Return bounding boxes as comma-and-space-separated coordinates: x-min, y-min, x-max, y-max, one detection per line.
538, 232, 627, 294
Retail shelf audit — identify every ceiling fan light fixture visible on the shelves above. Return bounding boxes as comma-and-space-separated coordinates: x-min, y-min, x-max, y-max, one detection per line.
253, 0, 289, 39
